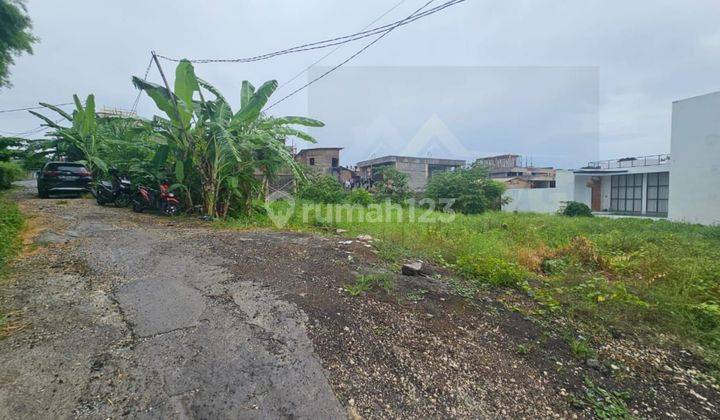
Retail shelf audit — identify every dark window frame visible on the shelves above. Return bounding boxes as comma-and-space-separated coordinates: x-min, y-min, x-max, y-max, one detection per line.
646, 172, 669, 216
309, 157, 315, 166
610, 174, 643, 214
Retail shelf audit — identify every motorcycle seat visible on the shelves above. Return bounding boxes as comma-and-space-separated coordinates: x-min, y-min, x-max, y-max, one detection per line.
100, 181, 113, 188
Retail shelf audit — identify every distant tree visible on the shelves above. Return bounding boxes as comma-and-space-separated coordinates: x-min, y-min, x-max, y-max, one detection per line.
0, 136, 22, 161
372, 166, 410, 203
425, 165, 507, 214
298, 174, 346, 204
0, 0, 38, 88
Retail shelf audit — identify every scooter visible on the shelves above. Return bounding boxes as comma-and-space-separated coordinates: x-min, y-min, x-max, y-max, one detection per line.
95, 169, 133, 207
131, 180, 181, 216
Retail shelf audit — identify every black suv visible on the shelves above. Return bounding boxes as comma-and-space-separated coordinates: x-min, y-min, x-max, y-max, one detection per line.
37, 162, 92, 198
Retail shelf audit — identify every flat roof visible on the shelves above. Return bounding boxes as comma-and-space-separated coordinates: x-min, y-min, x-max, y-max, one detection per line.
296, 147, 343, 154
476, 154, 520, 159
356, 155, 466, 167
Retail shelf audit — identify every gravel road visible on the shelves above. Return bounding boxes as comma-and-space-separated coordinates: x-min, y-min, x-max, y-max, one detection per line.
1, 181, 718, 419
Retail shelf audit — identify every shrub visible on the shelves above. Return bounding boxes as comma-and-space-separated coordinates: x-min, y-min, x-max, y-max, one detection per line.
455, 254, 528, 288
563, 201, 593, 217
347, 188, 373, 206
372, 167, 410, 203
298, 174, 345, 204
425, 165, 507, 214
0, 161, 24, 190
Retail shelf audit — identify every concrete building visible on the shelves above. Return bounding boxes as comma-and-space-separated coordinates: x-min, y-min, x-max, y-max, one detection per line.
295, 147, 342, 174
356, 155, 465, 191
502, 90, 720, 225
475, 154, 556, 189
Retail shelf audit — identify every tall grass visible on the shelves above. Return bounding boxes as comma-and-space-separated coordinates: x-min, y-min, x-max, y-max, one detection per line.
0, 192, 23, 273
224, 201, 720, 366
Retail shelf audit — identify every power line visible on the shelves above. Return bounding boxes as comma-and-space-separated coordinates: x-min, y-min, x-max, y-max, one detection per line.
266, 0, 460, 111
156, 0, 462, 64
0, 102, 73, 114
131, 54, 154, 113
0, 115, 65, 136
277, 0, 408, 91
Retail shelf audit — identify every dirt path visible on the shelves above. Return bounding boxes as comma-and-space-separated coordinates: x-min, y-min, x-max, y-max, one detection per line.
1, 181, 718, 418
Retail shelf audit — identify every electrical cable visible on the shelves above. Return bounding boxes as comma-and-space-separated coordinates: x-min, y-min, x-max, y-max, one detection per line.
131, 55, 154, 113
156, 0, 462, 64
277, 0, 408, 91
265, 0, 456, 111
0, 102, 72, 114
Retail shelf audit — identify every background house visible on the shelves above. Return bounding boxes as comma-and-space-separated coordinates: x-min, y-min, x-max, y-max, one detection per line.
356, 155, 465, 191
502, 90, 720, 225
475, 154, 556, 189
294, 147, 342, 173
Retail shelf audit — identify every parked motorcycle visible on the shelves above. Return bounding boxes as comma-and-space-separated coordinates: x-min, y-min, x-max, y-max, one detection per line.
131, 180, 181, 216
95, 169, 133, 207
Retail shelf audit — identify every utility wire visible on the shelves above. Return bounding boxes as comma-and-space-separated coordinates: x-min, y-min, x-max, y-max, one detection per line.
0, 102, 73, 114
156, 0, 461, 64
131, 55, 154, 114
266, 0, 458, 111
0, 118, 63, 136
277, 0, 408, 91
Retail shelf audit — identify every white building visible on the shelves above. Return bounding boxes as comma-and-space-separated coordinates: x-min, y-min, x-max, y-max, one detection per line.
502, 90, 720, 225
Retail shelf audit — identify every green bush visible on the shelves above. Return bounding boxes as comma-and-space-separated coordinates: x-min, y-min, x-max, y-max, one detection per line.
347, 188, 373, 206
0, 161, 24, 190
455, 254, 528, 288
372, 167, 410, 203
425, 165, 506, 214
563, 201, 593, 217
298, 174, 346, 204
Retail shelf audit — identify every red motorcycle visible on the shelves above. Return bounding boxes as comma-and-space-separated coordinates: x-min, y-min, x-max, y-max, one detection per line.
131, 180, 181, 216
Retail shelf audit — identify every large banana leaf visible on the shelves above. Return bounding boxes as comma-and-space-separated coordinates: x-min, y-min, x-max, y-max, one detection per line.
174, 60, 199, 127
28, 111, 63, 129
232, 80, 277, 127
39, 102, 73, 121
240, 81, 255, 109
265, 116, 325, 127
132, 77, 178, 123
198, 78, 231, 112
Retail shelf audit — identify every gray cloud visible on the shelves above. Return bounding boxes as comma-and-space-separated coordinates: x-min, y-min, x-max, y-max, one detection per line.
1, 0, 718, 167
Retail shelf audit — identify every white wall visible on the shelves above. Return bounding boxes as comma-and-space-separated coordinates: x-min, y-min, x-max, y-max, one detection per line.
668, 91, 720, 225
502, 170, 575, 213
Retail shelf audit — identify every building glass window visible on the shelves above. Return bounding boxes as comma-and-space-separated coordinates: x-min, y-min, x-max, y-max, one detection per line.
309, 157, 315, 166
610, 174, 643, 214
331, 157, 339, 167
646, 172, 669, 216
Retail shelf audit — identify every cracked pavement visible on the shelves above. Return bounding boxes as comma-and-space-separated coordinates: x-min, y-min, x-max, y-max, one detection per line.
0, 181, 345, 418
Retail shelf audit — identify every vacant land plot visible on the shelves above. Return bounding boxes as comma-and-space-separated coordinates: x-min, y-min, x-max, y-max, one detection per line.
2, 185, 718, 418
228, 202, 720, 374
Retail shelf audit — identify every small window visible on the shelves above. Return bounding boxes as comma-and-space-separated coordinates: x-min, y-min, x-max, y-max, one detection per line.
331, 157, 339, 168
309, 158, 315, 166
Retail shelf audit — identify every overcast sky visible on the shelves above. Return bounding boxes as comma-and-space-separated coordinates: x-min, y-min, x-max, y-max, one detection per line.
1, 0, 719, 167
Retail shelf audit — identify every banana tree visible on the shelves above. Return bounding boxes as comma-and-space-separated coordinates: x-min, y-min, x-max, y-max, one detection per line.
132, 59, 324, 218
29, 94, 109, 174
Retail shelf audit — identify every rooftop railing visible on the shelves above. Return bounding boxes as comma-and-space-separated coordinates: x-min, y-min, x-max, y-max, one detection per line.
586, 154, 670, 170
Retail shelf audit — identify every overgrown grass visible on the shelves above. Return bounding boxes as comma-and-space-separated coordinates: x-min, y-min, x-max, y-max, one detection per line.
0, 191, 23, 339
0, 191, 23, 274
223, 201, 720, 368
